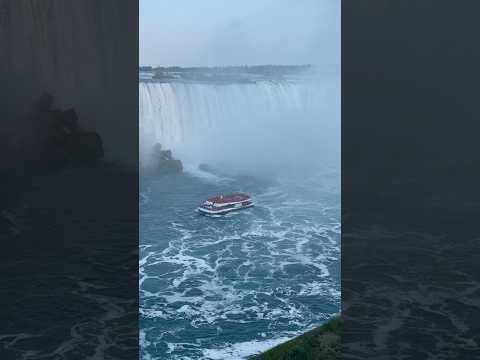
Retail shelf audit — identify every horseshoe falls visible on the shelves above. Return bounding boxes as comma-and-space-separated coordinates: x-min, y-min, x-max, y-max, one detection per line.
139, 80, 339, 174
140, 78, 340, 360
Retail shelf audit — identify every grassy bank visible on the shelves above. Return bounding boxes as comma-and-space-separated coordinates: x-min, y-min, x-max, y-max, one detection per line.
250, 317, 341, 360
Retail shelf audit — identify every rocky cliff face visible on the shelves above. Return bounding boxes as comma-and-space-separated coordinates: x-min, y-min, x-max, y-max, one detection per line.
0, 3, 139, 358
0, 0, 138, 164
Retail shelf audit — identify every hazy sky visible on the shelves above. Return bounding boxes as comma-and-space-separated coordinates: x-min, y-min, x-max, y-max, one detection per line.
140, 0, 340, 67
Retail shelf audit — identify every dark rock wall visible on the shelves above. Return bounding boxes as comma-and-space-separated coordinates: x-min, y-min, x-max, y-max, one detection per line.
0, 3, 139, 358
0, 0, 138, 165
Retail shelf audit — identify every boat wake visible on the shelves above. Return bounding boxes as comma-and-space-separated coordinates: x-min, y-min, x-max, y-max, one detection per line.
139, 172, 340, 359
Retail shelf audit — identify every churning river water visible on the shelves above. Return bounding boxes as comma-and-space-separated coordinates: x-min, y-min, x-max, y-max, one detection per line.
140, 166, 339, 359
139, 78, 340, 359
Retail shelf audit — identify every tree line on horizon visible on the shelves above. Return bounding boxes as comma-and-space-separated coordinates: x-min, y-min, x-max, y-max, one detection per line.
139, 64, 313, 75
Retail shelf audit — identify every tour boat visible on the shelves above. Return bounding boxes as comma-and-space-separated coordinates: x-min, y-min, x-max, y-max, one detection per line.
197, 193, 254, 215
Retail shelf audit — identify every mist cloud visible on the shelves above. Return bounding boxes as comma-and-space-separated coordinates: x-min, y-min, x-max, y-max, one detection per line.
140, 0, 339, 67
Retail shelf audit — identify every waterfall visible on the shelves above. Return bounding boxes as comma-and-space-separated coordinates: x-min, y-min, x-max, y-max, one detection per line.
139, 80, 339, 174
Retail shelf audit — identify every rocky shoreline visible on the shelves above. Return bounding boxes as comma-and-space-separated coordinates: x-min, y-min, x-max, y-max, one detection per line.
141, 143, 183, 176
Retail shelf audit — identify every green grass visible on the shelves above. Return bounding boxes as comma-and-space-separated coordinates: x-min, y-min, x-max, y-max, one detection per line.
250, 317, 342, 360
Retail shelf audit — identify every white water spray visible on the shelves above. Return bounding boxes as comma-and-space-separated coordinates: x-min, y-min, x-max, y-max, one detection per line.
139, 80, 339, 175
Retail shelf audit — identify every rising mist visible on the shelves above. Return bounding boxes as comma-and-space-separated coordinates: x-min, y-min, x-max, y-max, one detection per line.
139, 67, 339, 179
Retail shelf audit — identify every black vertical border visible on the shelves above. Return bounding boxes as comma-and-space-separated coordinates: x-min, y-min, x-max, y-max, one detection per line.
342, 1, 480, 358
0, 1, 139, 359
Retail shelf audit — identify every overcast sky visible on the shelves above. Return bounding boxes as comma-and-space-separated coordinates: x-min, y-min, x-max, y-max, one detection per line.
140, 0, 339, 67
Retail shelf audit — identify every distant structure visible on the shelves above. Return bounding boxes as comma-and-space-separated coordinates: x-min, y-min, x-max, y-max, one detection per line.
139, 65, 314, 83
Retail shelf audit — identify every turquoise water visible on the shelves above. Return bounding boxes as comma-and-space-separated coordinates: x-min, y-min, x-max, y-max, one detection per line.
139, 166, 340, 359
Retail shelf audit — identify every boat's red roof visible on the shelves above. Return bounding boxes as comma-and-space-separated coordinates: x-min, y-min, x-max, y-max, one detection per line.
207, 193, 250, 204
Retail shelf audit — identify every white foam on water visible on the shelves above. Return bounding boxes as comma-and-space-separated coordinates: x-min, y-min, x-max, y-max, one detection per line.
299, 281, 340, 299
140, 167, 340, 359
141, 308, 168, 319
183, 163, 231, 184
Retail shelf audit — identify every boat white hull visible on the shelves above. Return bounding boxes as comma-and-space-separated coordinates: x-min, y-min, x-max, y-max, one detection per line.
197, 203, 254, 215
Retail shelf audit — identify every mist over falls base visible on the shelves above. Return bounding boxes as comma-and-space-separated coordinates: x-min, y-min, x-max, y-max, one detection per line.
139, 72, 340, 176
141, 143, 183, 176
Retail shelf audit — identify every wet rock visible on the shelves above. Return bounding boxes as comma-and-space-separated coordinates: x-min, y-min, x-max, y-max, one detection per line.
152, 143, 163, 154
158, 158, 183, 174
161, 150, 172, 161
148, 143, 183, 175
